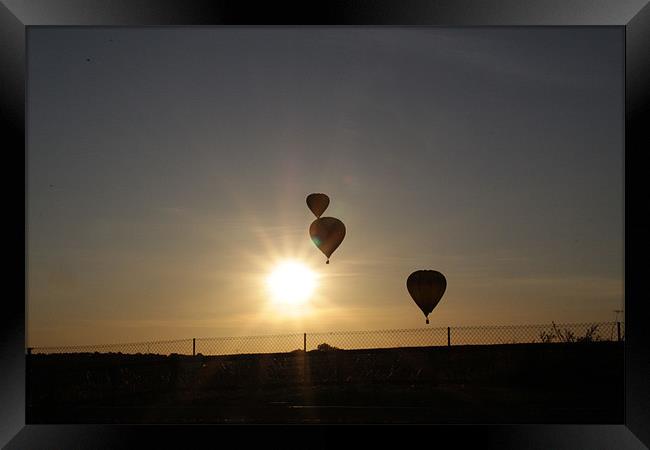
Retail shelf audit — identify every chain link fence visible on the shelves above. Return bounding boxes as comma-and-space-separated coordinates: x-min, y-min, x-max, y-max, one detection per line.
29, 321, 624, 356
29, 338, 193, 356
196, 333, 304, 356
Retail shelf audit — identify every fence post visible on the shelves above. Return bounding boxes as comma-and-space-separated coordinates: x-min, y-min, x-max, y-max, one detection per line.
192, 338, 196, 356
617, 322, 621, 342
447, 327, 451, 347
303, 333, 307, 352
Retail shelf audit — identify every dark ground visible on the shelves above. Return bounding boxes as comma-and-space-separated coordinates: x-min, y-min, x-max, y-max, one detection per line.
27, 342, 624, 424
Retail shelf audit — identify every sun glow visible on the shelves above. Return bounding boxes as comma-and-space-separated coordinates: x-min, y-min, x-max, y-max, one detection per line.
266, 261, 317, 307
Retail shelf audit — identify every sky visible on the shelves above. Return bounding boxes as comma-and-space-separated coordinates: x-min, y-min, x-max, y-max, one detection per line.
27, 27, 623, 347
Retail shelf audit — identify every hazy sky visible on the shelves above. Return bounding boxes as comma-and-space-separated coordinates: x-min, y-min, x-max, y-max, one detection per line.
27, 27, 623, 346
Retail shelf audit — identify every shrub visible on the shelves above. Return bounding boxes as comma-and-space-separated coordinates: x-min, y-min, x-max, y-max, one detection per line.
540, 322, 602, 343
316, 343, 340, 351
538, 331, 555, 343
552, 322, 576, 343
576, 324, 600, 343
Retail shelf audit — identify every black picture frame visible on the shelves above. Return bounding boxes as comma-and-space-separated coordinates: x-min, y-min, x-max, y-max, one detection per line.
2, 0, 649, 448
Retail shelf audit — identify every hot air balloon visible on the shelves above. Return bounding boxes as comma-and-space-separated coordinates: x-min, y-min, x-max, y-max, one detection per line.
406, 270, 447, 324
309, 217, 345, 264
306, 193, 329, 218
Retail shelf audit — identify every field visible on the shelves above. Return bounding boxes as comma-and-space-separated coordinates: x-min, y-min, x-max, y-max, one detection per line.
27, 341, 623, 424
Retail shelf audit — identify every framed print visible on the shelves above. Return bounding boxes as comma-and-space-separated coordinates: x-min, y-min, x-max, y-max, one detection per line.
2, 0, 649, 448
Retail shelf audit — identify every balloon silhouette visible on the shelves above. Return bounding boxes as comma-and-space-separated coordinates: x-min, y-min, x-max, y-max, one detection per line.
309, 217, 346, 264
306, 193, 330, 218
406, 270, 447, 324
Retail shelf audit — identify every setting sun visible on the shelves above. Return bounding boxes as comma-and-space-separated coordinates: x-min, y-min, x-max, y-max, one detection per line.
266, 261, 317, 306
